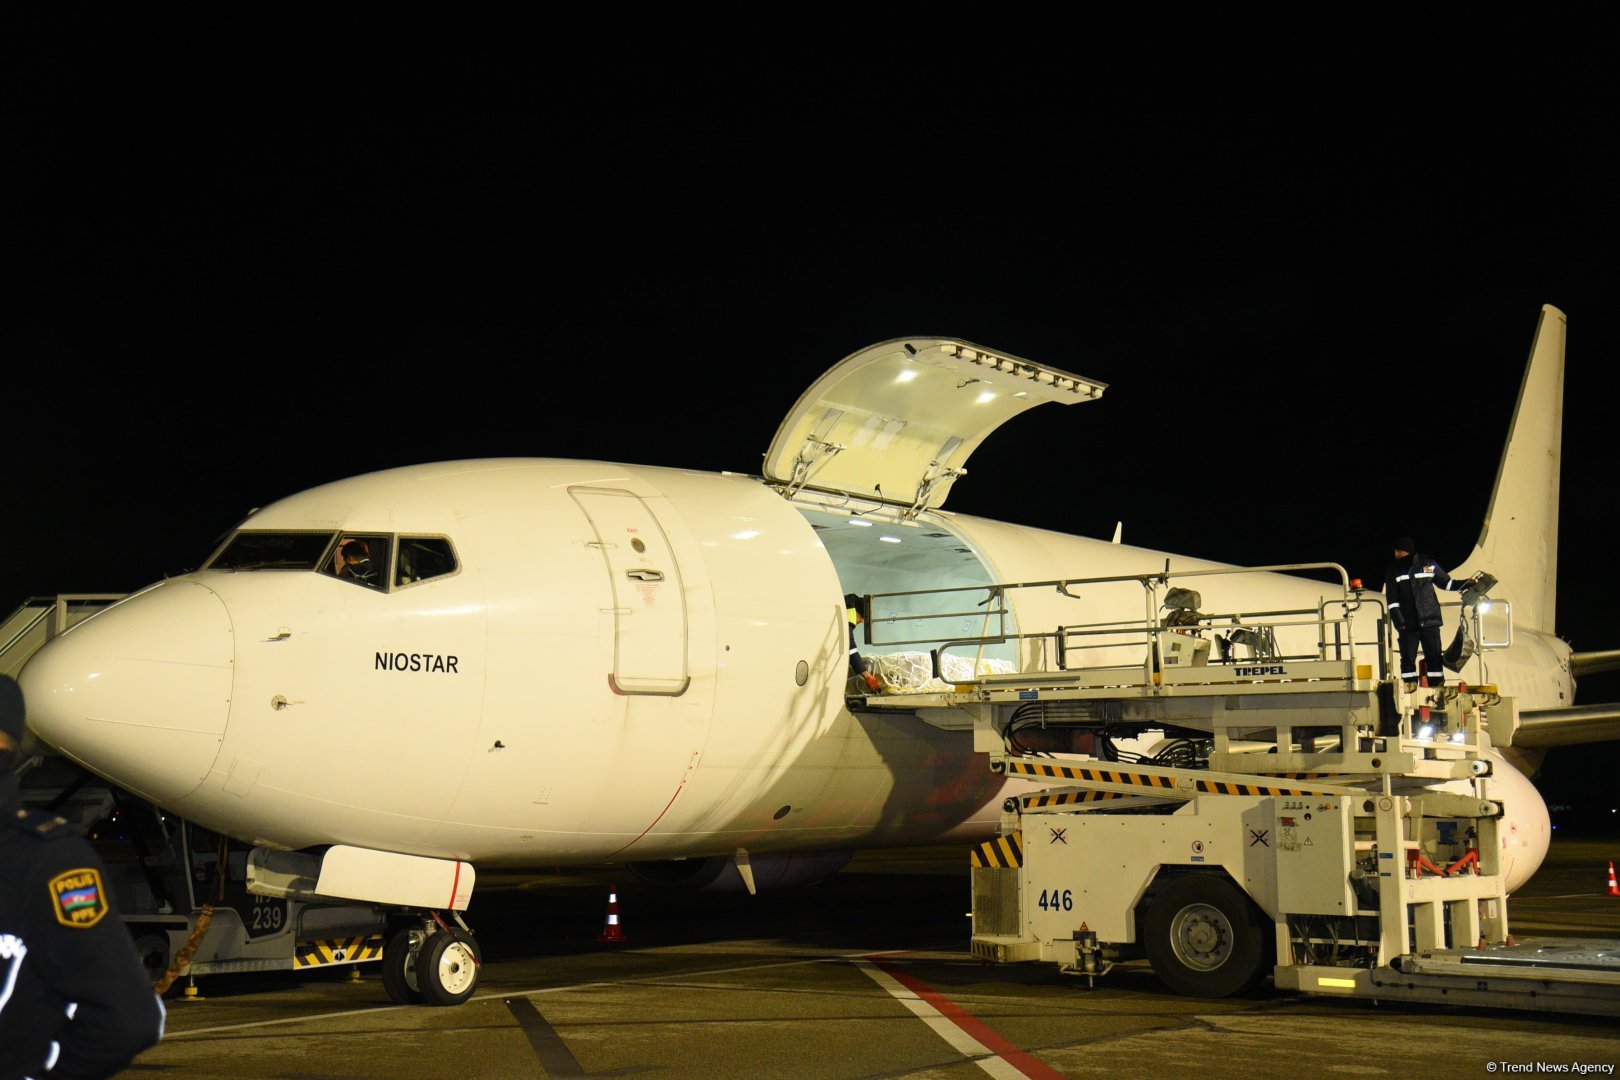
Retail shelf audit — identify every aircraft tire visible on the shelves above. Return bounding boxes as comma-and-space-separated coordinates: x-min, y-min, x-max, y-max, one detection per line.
1143, 874, 1270, 998
382, 928, 425, 1005
417, 930, 481, 1007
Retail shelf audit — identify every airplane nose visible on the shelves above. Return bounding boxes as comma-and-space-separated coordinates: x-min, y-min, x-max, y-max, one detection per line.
20, 580, 233, 803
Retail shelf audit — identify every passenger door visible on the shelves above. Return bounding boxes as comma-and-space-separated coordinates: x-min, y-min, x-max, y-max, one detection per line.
570, 487, 690, 695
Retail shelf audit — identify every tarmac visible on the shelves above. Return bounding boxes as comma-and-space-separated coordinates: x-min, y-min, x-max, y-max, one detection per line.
128, 838, 1620, 1079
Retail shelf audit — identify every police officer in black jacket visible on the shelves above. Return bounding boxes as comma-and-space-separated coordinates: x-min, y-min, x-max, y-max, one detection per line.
0, 676, 165, 1080
1383, 537, 1475, 690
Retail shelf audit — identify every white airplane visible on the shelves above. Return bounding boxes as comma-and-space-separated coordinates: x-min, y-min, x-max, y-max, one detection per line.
19, 304, 1615, 1005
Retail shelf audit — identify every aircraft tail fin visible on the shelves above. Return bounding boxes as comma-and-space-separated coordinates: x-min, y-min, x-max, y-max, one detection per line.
1453, 305, 1566, 632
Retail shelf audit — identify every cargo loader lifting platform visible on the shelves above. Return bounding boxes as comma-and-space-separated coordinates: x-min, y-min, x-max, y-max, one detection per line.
853, 563, 1620, 1017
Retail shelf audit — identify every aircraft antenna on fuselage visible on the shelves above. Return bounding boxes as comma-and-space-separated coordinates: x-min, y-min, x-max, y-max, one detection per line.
1454, 305, 1566, 632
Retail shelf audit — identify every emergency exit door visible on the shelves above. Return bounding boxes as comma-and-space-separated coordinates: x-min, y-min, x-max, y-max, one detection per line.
570, 487, 690, 695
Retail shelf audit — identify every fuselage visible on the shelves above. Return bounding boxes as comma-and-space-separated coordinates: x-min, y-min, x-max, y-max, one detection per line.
19, 458, 1566, 888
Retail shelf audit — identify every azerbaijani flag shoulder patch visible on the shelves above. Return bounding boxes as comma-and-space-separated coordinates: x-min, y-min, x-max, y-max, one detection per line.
49, 867, 108, 928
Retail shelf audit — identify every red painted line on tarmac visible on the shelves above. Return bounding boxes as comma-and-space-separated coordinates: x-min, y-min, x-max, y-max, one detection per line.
869, 957, 1066, 1080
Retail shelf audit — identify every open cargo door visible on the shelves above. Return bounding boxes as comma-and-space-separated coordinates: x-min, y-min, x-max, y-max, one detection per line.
763, 338, 1104, 514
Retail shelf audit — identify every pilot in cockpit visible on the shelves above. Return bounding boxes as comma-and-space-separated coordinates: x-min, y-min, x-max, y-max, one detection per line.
337, 539, 378, 585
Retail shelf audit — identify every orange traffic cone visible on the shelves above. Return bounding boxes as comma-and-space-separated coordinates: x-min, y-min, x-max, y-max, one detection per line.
597, 884, 628, 942
1606, 861, 1619, 898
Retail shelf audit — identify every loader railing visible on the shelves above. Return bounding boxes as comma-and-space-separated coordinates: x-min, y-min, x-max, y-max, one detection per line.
864, 562, 1389, 684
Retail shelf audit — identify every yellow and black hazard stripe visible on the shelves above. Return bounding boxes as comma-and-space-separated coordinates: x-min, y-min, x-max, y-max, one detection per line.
1021, 789, 1129, 809
1007, 761, 1179, 790
1004, 759, 1340, 798
1191, 778, 1314, 796
294, 933, 385, 969
970, 831, 1023, 869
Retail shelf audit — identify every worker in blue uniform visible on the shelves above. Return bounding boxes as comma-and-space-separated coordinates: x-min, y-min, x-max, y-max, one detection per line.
1383, 536, 1477, 689
845, 593, 882, 694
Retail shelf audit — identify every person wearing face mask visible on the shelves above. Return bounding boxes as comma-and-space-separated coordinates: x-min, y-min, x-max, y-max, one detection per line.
0, 675, 165, 1080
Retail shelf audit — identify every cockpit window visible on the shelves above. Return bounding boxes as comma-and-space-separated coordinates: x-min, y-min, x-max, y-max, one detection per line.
395, 537, 458, 588
208, 532, 335, 570
325, 535, 391, 590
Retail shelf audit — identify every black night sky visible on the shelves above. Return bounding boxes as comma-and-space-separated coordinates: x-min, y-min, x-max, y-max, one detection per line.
13, 50, 1620, 825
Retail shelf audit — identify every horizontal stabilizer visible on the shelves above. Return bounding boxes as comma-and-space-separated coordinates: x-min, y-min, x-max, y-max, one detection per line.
1514, 704, 1620, 748
1571, 649, 1620, 677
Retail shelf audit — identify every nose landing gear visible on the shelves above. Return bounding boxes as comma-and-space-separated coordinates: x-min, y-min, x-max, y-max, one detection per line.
381, 912, 482, 1006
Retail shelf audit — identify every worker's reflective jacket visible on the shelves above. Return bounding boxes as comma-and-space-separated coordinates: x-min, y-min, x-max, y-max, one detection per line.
1384, 553, 1466, 629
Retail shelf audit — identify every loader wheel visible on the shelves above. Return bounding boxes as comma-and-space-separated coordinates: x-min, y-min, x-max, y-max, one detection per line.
382, 928, 425, 1005
1143, 875, 1270, 997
